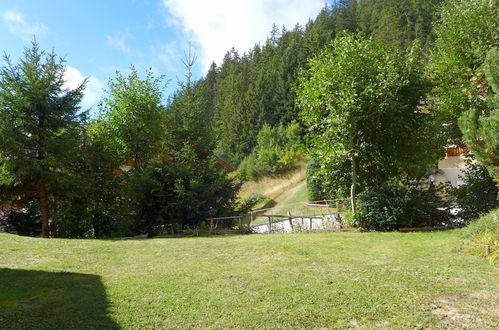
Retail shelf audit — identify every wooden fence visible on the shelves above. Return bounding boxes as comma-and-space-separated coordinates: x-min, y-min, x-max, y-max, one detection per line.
206, 199, 349, 233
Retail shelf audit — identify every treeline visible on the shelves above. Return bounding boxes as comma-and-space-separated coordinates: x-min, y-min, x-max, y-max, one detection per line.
189, 0, 443, 167
0, 51, 243, 238
185, 0, 497, 229
0, 0, 497, 237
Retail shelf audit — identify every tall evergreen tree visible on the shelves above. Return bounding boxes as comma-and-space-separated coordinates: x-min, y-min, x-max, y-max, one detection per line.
131, 51, 239, 234
0, 42, 86, 237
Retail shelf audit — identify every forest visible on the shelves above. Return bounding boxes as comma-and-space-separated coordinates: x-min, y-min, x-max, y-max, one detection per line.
0, 0, 497, 238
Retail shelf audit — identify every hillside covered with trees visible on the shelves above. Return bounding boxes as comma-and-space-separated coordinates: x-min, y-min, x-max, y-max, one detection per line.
0, 0, 497, 238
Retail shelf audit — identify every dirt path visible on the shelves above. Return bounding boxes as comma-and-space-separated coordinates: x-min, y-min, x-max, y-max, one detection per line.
272, 180, 307, 213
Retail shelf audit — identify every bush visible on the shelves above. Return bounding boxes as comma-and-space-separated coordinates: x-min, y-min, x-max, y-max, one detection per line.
236, 122, 303, 181
0, 199, 41, 236
306, 159, 323, 201
461, 208, 498, 264
52, 196, 94, 238
254, 124, 293, 174
305, 154, 353, 200
454, 160, 497, 221
128, 156, 240, 236
354, 183, 452, 231
236, 153, 258, 181
236, 193, 266, 214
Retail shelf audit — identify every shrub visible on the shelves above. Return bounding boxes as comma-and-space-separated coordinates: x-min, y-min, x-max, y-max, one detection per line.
354, 183, 452, 231
236, 122, 303, 180
285, 121, 303, 152
461, 208, 498, 264
237, 153, 258, 181
306, 159, 323, 201
129, 157, 240, 236
52, 196, 95, 238
454, 160, 497, 221
0, 199, 41, 236
254, 124, 290, 174
236, 193, 266, 214
305, 155, 353, 200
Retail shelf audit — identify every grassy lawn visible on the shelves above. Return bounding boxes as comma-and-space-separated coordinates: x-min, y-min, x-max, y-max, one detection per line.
0, 230, 497, 329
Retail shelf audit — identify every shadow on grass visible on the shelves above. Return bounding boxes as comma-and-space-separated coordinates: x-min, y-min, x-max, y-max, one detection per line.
0, 268, 118, 329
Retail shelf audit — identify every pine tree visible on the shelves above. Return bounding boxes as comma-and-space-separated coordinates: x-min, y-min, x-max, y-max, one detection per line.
0, 41, 86, 237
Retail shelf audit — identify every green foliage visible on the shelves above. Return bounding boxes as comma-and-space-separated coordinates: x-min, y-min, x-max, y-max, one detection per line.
458, 47, 499, 180
358, 0, 442, 50
64, 67, 172, 238
354, 183, 452, 231
129, 157, 239, 236
253, 123, 302, 175
2, 0, 494, 238
0, 199, 40, 236
168, 79, 215, 158
461, 208, 498, 264
428, 0, 498, 143
0, 41, 86, 237
125, 63, 241, 236
236, 193, 266, 214
214, 49, 257, 166
194, 1, 443, 167
214, 24, 310, 165
306, 159, 325, 201
237, 153, 258, 181
297, 33, 440, 200
96, 66, 168, 165
454, 159, 498, 221
236, 122, 303, 180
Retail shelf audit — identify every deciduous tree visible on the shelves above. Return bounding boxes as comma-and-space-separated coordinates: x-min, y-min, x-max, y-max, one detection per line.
297, 33, 439, 213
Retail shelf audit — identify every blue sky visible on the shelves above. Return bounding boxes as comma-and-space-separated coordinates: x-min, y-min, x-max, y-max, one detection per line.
0, 0, 327, 112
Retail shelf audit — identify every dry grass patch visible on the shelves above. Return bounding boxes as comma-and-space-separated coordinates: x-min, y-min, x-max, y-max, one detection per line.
238, 162, 305, 200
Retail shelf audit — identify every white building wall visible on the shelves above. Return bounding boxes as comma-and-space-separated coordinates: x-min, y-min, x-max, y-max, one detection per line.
435, 153, 471, 188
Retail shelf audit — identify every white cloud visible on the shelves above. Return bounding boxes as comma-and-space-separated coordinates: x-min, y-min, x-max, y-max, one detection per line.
107, 34, 131, 54
162, 0, 325, 70
157, 41, 180, 72
1, 10, 48, 40
63, 66, 104, 111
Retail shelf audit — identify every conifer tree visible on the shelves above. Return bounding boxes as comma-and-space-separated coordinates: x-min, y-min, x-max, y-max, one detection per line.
0, 42, 86, 237
428, 0, 498, 176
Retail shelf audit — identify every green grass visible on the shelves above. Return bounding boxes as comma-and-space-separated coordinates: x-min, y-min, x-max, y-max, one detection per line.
251, 180, 310, 225
461, 208, 498, 264
0, 231, 498, 329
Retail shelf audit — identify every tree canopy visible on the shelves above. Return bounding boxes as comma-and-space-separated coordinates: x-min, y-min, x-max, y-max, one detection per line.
297, 33, 441, 211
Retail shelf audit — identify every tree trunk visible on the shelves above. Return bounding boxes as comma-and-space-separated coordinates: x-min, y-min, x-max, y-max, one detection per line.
36, 106, 50, 237
348, 115, 358, 215
38, 182, 50, 238
350, 155, 357, 214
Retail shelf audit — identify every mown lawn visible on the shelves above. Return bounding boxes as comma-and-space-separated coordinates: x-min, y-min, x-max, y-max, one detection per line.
0, 230, 497, 329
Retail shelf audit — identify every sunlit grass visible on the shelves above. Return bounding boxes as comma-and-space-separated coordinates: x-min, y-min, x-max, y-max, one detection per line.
0, 230, 497, 328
